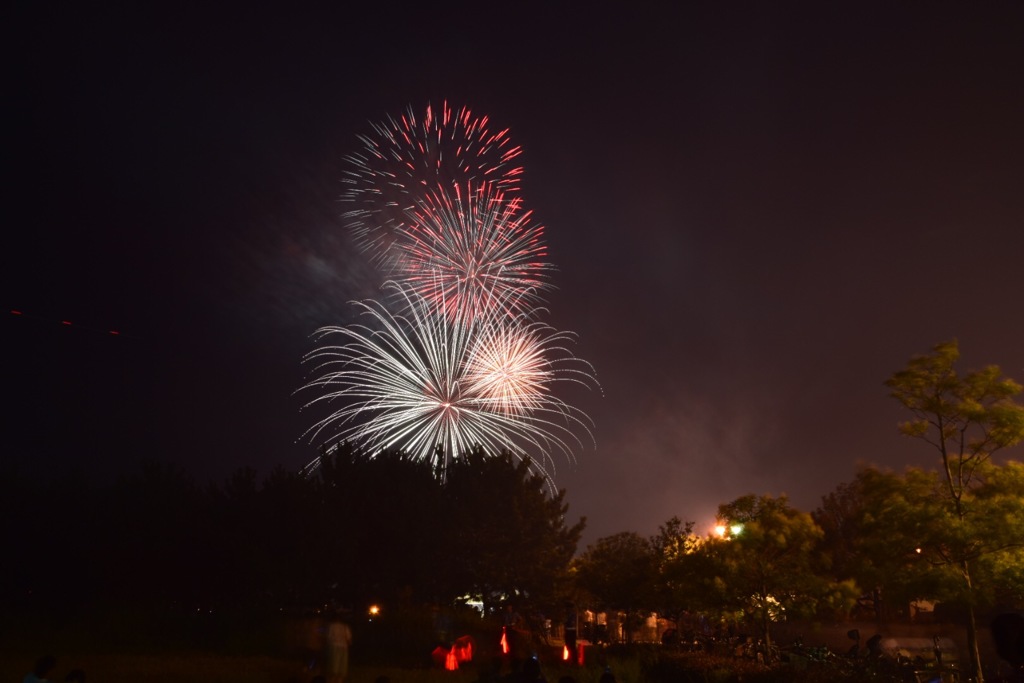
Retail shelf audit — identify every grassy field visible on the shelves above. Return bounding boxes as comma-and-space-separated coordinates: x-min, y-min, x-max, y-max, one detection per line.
0, 652, 640, 683
0, 606, 648, 683
2, 653, 298, 683
3, 613, 1007, 682
0, 615, 630, 683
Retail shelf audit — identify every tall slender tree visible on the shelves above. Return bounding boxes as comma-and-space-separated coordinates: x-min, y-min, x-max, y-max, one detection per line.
886, 340, 1024, 683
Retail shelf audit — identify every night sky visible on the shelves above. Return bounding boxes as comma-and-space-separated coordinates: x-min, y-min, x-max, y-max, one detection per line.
7, 4, 1024, 547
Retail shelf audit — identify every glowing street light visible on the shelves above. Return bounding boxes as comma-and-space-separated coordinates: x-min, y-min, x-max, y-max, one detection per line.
714, 523, 744, 539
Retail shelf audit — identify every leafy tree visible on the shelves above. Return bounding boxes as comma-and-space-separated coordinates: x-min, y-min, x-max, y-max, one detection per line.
573, 531, 658, 636
251, 465, 328, 606
648, 517, 723, 621
971, 461, 1024, 609
711, 494, 857, 658
813, 480, 865, 584
886, 340, 1024, 682
316, 443, 445, 607
441, 448, 584, 616
206, 466, 267, 608
847, 465, 1024, 642
839, 468, 957, 618
349, 447, 447, 604
814, 470, 949, 621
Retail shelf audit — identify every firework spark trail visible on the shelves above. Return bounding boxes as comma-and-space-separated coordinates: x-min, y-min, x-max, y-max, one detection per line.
342, 102, 524, 270
298, 283, 596, 477
395, 181, 551, 322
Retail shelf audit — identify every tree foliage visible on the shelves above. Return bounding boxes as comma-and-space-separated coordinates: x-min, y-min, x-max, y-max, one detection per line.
885, 340, 1024, 682
2, 445, 584, 628
834, 464, 1024, 612
710, 494, 857, 656
812, 479, 866, 588
573, 531, 657, 613
649, 517, 718, 619
441, 447, 584, 614
885, 339, 1024, 510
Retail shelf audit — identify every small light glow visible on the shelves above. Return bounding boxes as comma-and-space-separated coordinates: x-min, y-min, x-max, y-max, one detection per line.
714, 522, 744, 539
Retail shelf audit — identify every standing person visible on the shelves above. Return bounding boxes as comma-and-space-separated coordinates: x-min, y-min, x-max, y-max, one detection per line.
563, 603, 578, 665
502, 603, 528, 667
324, 610, 352, 683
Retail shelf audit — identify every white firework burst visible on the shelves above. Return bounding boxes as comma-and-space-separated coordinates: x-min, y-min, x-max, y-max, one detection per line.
298, 283, 595, 477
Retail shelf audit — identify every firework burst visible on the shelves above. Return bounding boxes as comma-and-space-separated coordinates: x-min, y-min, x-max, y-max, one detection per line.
298, 283, 595, 476
304, 103, 597, 479
394, 181, 551, 322
464, 313, 594, 418
342, 102, 524, 270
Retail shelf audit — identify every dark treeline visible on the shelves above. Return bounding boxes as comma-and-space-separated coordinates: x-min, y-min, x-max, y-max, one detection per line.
1, 444, 582, 627
3, 341, 1022, 680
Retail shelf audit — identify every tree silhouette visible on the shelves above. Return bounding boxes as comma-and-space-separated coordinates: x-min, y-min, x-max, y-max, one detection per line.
886, 340, 1024, 683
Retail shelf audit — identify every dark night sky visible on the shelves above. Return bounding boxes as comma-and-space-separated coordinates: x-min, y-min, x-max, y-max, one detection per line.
6, 3, 1024, 547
